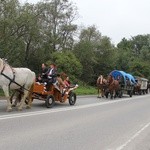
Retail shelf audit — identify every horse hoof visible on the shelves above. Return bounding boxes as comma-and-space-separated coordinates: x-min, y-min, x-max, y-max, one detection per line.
7, 108, 12, 112
97, 96, 101, 98
12, 104, 16, 107
26, 105, 31, 109
18, 108, 23, 111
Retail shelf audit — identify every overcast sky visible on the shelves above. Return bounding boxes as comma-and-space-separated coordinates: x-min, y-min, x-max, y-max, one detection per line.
19, 0, 150, 45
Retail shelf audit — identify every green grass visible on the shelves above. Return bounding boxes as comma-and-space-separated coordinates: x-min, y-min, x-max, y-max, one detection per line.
74, 85, 97, 95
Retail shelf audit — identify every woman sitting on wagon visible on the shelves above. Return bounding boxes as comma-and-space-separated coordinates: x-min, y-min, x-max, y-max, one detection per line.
63, 74, 78, 94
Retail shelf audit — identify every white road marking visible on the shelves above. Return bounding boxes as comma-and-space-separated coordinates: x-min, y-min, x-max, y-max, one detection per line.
116, 122, 150, 150
0, 94, 149, 121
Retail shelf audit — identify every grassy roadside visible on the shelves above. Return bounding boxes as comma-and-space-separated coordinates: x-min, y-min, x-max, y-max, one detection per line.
75, 85, 97, 95
0, 85, 97, 97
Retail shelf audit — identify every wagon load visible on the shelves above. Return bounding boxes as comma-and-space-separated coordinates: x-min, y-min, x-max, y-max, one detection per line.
109, 70, 136, 97
134, 76, 148, 95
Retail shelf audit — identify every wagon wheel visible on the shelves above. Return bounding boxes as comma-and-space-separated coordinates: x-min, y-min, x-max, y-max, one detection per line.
118, 90, 123, 98
45, 95, 55, 108
105, 91, 109, 98
129, 91, 133, 97
68, 92, 76, 105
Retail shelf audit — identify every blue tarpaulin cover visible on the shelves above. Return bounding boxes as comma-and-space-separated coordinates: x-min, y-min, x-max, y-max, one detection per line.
110, 70, 136, 85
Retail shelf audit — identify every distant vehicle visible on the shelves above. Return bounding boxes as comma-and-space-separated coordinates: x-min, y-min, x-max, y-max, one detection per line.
109, 70, 136, 98
134, 76, 148, 95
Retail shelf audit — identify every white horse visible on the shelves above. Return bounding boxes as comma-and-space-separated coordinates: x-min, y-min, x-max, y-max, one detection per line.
0, 58, 35, 111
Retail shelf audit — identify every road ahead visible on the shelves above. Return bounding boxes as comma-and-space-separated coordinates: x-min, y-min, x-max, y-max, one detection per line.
0, 94, 150, 150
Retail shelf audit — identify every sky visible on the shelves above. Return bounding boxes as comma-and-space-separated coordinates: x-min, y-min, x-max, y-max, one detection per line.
19, 0, 150, 45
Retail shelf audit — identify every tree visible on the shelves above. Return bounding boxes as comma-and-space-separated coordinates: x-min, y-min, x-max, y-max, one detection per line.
0, 0, 21, 62
117, 35, 150, 79
94, 36, 116, 76
51, 51, 82, 81
74, 25, 116, 84
36, 0, 78, 53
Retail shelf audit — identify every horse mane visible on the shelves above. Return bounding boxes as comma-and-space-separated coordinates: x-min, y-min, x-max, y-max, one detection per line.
96, 76, 100, 85
108, 75, 114, 84
97, 75, 104, 85
0, 58, 3, 67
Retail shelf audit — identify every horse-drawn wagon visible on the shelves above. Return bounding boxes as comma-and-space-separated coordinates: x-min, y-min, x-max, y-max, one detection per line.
0, 57, 78, 111
32, 82, 78, 108
134, 76, 148, 95
109, 70, 136, 98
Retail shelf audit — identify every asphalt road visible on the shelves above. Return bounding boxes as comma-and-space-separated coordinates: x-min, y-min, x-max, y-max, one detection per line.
0, 94, 150, 150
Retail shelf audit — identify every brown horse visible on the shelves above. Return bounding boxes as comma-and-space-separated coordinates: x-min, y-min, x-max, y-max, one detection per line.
96, 75, 108, 98
133, 83, 141, 95
107, 75, 120, 99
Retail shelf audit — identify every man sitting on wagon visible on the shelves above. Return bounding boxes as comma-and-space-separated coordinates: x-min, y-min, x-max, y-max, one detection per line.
36, 63, 49, 83
44, 63, 66, 93
45, 63, 58, 91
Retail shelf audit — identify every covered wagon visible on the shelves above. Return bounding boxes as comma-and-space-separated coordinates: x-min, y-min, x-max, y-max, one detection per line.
109, 70, 136, 97
134, 76, 148, 95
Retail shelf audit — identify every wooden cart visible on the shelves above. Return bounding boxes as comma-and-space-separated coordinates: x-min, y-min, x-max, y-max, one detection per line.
134, 76, 148, 95
32, 82, 77, 108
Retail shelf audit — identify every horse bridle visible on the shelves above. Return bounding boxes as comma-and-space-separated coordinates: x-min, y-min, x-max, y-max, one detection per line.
0, 59, 16, 88
0, 59, 34, 94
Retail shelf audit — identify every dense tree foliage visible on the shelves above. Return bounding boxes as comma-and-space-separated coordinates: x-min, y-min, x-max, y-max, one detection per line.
117, 35, 150, 79
0, 0, 149, 85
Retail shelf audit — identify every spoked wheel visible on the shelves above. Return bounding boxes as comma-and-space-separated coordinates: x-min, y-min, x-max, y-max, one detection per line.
68, 92, 76, 105
128, 90, 133, 97
45, 95, 55, 108
130, 91, 133, 97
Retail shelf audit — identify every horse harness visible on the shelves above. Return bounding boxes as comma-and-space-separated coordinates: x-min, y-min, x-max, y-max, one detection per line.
97, 77, 107, 93
0, 59, 25, 91
107, 76, 116, 87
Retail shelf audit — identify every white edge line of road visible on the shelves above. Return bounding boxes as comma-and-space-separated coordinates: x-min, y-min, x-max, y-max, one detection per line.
0, 94, 149, 121
116, 122, 150, 150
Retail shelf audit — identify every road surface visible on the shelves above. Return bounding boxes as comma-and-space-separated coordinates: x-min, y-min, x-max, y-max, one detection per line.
0, 94, 150, 150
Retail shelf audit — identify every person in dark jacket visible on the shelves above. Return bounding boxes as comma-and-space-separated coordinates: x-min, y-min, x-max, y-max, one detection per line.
41, 63, 49, 83
47, 63, 57, 82
46, 63, 57, 91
